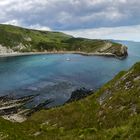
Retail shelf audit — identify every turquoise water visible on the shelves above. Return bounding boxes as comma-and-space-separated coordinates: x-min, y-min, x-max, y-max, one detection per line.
0, 41, 140, 107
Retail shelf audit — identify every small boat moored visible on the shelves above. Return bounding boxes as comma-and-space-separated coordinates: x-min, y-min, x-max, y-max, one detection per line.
66, 58, 70, 61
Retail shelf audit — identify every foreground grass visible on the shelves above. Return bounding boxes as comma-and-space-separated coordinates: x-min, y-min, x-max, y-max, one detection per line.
0, 62, 140, 139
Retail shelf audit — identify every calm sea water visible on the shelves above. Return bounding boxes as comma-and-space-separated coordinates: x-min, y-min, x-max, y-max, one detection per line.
0, 41, 140, 107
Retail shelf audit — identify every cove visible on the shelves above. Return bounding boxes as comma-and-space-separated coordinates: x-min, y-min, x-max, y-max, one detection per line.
0, 41, 140, 108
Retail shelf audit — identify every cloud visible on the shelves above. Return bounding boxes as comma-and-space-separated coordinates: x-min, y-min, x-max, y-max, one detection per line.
2, 19, 20, 26
28, 24, 51, 31
0, 0, 140, 31
63, 25, 140, 41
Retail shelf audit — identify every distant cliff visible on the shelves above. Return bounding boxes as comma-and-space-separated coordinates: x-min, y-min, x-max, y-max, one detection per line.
0, 24, 127, 58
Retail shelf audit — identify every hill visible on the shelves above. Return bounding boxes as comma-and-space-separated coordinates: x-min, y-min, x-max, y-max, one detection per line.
0, 61, 139, 139
0, 24, 127, 58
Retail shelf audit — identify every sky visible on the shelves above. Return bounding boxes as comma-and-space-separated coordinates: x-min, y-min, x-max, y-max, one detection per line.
0, 0, 140, 41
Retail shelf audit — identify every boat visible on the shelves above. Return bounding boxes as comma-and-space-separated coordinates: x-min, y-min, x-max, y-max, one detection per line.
66, 58, 70, 61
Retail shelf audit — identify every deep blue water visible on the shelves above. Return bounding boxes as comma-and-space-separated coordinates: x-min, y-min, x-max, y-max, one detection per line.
0, 41, 140, 107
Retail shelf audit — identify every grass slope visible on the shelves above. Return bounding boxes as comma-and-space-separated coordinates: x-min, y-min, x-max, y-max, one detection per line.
0, 62, 140, 139
0, 24, 126, 57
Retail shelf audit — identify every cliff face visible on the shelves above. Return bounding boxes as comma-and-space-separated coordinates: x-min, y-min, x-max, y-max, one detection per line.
0, 45, 14, 53
113, 45, 128, 58
0, 24, 127, 58
96, 41, 128, 58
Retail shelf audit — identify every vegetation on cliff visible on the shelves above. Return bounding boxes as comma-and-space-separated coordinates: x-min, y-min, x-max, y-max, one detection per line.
0, 62, 139, 139
0, 24, 127, 57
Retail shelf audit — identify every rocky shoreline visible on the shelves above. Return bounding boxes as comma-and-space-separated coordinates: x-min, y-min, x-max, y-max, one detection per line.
0, 94, 53, 122
0, 88, 94, 122
0, 50, 127, 59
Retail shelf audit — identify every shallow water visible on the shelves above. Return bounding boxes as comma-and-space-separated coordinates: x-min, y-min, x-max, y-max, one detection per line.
0, 41, 140, 107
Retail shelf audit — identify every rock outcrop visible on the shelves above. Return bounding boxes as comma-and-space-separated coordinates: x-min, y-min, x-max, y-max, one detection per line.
0, 94, 53, 122
0, 45, 14, 54
66, 88, 93, 103
97, 42, 128, 59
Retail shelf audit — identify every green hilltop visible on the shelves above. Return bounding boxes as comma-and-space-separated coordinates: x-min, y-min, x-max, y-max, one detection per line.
0, 61, 140, 139
0, 24, 127, 57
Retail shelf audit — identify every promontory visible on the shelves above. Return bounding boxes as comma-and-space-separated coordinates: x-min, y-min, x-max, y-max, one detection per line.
0, 24, 127, 58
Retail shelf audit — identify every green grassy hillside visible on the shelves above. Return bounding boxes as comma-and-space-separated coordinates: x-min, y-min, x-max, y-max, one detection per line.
0, 62, 140, 139
0, 24, 127, 57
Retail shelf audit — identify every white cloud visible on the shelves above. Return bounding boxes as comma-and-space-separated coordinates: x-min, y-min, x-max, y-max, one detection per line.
0, 0, 140, 41
2, 20, 51, 31
0, 0, 140, 30
63, 25, 140, 42
28, 24, 51, 31
2, 19, 20, 26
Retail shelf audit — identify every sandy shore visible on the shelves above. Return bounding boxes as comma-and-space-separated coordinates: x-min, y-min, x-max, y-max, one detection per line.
0, 51, 116, 58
